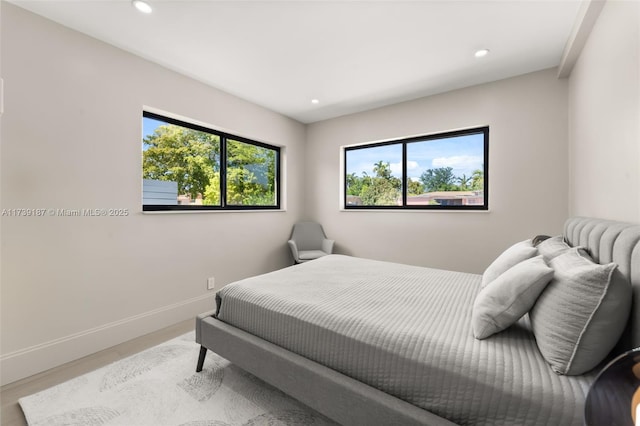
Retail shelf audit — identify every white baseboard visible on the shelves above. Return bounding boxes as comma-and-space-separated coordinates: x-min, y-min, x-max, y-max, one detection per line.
0, 294, 215, 386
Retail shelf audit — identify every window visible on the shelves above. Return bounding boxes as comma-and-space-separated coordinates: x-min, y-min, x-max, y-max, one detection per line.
142, 111, 280, 211
344, 127, 488, 210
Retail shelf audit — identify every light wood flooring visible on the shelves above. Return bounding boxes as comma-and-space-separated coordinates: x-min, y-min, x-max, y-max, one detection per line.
1, 319, 194, 426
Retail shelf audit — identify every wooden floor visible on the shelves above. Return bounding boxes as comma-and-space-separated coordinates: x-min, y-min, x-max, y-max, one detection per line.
0, 319, 194, 426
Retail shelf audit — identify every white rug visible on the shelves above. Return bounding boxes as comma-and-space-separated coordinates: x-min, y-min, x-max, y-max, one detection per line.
19, 332, 338, 426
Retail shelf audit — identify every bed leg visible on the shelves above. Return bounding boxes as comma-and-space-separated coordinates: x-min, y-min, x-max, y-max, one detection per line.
196, 346, 207, 372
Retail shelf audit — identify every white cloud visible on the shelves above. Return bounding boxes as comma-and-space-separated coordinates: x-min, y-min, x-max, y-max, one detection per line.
390, 160, 418, 175
432, 155, 482, 170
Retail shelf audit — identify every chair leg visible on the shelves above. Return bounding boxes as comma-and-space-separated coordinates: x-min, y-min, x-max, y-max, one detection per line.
196, 346, 207, 372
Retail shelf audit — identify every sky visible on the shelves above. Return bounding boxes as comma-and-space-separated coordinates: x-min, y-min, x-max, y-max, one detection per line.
143, 116, 165, 140
345, 133, 485, 182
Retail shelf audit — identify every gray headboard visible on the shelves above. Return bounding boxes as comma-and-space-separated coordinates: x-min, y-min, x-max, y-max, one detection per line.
563, 217, 640, 352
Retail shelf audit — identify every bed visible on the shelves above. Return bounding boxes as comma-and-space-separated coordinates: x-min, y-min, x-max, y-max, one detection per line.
195, 217, 640, 425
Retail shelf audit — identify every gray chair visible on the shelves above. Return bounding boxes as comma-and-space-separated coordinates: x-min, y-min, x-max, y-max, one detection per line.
288, 222, 334, 263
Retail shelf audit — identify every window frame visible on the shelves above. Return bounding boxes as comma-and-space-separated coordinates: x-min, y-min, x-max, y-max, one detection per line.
343, 126, 489, 211
142, 111, 281, 212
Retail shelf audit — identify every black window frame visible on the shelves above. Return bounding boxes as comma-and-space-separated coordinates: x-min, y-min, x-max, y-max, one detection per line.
344, 126, 489, 210
142, 111, 281, 212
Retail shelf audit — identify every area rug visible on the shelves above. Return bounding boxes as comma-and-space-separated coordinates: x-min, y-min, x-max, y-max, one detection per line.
19, 332, 338, 426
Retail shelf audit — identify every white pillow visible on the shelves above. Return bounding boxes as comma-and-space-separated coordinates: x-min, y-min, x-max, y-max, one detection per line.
530, 248, 632, 375
482, 240, 538, 288
537, 235, 572, 261
473, 255, 554, 339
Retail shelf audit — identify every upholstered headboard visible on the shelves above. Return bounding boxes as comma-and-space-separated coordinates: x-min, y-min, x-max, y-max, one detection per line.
563, 217, 640, 352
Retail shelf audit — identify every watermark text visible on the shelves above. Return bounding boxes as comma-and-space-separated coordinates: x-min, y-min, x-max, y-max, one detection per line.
1, 208, 130, 217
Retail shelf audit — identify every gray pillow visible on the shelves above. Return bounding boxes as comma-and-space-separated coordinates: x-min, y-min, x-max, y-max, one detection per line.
482, 240, 538, 287
530, 248, 632, 375
537, 235, 572, 261
472, 256, 554, 340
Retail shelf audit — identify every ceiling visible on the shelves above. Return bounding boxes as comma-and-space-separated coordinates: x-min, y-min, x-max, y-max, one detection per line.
9, 0, 584, 123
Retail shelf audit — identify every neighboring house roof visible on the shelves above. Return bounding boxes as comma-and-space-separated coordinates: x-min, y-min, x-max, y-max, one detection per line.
409, 191, 482, 200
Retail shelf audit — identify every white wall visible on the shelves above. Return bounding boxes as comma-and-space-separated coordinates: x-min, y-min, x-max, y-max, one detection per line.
568, 0, 640, 223
305, 69, 569, 274
0, 3, 306, 385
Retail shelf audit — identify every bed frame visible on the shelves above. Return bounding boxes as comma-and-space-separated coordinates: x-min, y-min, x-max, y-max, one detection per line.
195, 217, 640, 426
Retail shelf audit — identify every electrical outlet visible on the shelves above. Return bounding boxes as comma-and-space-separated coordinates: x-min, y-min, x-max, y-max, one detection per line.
207, 277, 216, 290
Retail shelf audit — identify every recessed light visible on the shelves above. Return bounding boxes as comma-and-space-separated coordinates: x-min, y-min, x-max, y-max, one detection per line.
132, 0, 152, 14
475, 49, 490, 58
311, 99, 320, 105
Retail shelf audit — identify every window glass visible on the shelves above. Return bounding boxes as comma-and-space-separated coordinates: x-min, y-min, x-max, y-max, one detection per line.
226, 139, 278, 206
406, 133, 485, 207
142, 112, 280, 211
344, 127, 488, 210
345, 143, 403, 206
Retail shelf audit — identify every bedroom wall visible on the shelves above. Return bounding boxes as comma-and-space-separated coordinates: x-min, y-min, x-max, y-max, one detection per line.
0, 3, 306, 385
305, 68, 569, 274
568, 0, 640, 224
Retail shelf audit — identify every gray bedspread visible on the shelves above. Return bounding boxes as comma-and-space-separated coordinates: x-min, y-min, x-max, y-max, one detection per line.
216, 255, 595, 426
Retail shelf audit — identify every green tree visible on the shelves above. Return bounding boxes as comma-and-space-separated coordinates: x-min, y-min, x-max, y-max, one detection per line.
360, 162, 401, 205
143, 125, 219, 201
205, 139, 276, 206
457, 174, 471, 190
420, 167, 457, 192
373, 161, 392, 180
346, 161, 403, 206
346, 172, 368, 196
360, 179, 400, 205
471, 168, 484, 191
407, 179, 424, 196
144, 125, 277, 206
204, 173, 221, 205
373, 162, 401, 191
